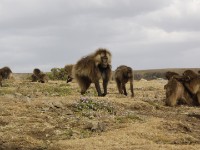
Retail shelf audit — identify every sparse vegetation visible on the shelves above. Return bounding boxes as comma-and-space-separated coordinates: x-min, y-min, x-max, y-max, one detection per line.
48, 67, 67, 80
0, 71, 200, 150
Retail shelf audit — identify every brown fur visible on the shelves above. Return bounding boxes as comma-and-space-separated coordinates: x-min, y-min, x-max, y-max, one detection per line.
181, 70, 200, 105
31, 68, 48, 83
164, 78, 194, 107
0, 66, 13, 87
64, 64, 74, 83
114, 65, 134, 97
183, 70, 198, 80
73, 48, 112, 96
165, 71, 179, 80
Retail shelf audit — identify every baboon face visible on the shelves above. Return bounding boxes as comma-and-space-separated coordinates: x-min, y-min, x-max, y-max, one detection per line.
100, 53, 109, 68
165, 71, 179, 80
95, 50, 111, 68
183, 70, 198, 80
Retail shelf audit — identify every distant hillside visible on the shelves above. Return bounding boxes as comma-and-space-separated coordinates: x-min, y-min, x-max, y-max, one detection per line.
14, 68, 200, 81
134, 68, 200, 80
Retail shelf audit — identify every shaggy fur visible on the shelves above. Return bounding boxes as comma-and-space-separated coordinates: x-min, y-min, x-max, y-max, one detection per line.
73, 48, 112, 96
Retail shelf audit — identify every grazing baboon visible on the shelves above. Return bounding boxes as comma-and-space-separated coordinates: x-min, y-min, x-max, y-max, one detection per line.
114, 65, 134, 97
165, 71, 179, 80
164, 78, 194, 106
0, 66, 13, 87
73, 48, 112, 96
64, 64, 74, 83
31, 68, 48, 83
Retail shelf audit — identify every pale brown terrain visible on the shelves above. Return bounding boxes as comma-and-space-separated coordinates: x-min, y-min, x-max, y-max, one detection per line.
0, 73, 200, 150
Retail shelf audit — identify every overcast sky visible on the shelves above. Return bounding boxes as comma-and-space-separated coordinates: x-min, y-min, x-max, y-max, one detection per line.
0, 0, 200, 73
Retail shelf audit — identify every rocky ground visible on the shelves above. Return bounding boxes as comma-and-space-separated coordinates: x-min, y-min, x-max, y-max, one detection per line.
0, 75, 200, 150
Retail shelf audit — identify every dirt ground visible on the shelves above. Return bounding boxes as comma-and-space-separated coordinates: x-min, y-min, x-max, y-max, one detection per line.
0, 75, 200, 150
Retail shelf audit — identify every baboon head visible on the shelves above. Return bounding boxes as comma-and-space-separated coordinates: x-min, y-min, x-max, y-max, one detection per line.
31, 68, 48, 83
182, 70, 198, 80
64, 64, 74, 83
94, 49, 111, 68
33, 68, 41, 76
0, 67, 13, 87
125, 67, 133, 79
165, 71, 179, 80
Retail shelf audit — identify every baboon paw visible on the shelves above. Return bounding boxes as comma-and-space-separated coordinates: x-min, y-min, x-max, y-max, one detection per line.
98, 93, 106, 97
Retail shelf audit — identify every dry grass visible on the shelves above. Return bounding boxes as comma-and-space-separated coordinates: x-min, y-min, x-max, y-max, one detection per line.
0, 75, 200, 150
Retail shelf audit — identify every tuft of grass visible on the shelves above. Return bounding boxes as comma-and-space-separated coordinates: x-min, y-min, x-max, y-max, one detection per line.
73, 97, 116, 114
115, 112, 143, 123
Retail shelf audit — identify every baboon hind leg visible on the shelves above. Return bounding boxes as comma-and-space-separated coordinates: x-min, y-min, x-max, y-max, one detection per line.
77, 77, 91, 95
0, 76, 2, 87
197, 92, 200, 106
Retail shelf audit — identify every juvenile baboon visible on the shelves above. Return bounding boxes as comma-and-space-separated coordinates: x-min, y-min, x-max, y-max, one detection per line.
31, 68, 48, 83
0, 66, 13, 87
73, 48, 112, 96
164, 78, 194, 107
64, 64, 74, 83
165, 71, 179, 80
114, 65, 134, 97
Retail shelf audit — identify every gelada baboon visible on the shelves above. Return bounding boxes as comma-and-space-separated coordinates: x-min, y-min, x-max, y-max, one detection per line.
31, 68, 48, 83
0, 66, 13, 87
164, 77, 194, 107
165, 71, 179, 80
73, 48, 112, 96
181, 70, 200, 105
64, 64, 74, 83
114, 65, 134, 97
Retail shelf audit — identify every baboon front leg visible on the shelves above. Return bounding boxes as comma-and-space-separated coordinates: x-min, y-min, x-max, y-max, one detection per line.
102, 79, 109, 96
130, 80, 134, 97
94, 81, 104, 96
78, 78, 91, 95
122, 83, 127, 96
116, 80, 123, 94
